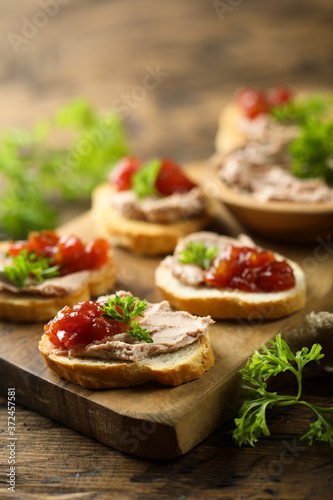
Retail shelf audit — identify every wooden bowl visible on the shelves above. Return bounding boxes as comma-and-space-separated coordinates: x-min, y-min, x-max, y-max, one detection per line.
205, 166, 333, 243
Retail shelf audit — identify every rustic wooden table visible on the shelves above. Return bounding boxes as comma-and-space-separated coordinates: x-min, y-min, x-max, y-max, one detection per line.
1, 1, 333, 499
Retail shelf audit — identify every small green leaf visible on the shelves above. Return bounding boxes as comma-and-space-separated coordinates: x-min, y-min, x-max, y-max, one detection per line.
132, 159, 162, 200
178, 241, 219, 270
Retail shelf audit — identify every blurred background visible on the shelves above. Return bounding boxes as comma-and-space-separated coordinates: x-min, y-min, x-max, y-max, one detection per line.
1, 0, 333, 163
0, 0, 333, 239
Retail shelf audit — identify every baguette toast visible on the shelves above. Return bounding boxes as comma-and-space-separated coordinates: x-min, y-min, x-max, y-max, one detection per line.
39, 331, 214, 388
155, 232, 306, 320
38, 292, 215, 388
91, 183, 210, 255
0, 242, 116, 322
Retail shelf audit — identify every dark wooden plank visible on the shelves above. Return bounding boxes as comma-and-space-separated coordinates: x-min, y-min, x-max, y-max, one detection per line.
1, 375, 333, 500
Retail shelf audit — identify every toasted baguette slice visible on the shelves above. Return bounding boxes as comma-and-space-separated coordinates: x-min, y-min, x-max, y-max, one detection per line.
39, 330, 214, 388
91, 183, 210, 255
0, 251, 116, 323
215, 102, 248, 154
155, 243, 306, 320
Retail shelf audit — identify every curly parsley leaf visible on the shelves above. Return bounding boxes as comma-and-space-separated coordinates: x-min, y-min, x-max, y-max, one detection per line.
299, 408, 333, 447
178, 241, 219, 270
100, 295, 153, 343
3, 249, 60, 288
233, 333, 332, 447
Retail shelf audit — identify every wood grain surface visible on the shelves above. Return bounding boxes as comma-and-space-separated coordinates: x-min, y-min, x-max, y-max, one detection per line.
1, 0, 333, 498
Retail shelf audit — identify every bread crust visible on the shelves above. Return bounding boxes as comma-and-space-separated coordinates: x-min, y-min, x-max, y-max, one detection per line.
38, 332, 215, 388
91, 183, 210, 255
0, 250, 116, 322
155, 257, 306, 320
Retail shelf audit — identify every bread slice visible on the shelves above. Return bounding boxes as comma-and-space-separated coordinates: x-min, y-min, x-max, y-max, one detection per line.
91, 183, 210, 255
0, 251, 116, 322
39, 329, 214, 388
155, 246, 306, 320
215, 102, 248, 154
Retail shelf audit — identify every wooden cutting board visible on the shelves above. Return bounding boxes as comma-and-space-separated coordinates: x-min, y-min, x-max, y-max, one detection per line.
1, 178, 333, 458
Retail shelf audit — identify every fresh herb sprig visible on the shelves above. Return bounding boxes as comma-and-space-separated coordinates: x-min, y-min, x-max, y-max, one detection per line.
0, 98, 129, 239
270, 93, 333, 184
100, 295, 153, 343
289, 118, 333, 184
3, 249, 60, 288
178, 241, 219, 270
271, 94, 332, 125
233, 333, 333, 447
132, 159, 162, 200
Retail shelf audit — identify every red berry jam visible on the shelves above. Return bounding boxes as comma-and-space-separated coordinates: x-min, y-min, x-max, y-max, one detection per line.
110, 157, 142, 191
236, 86, 293, 119
44, 301, 127, 348
155, 159, 196, 196
8, 231, 109, 276
267, 85, 293, 108
110, 156, 196, 196
203, 246, 295, 292
236, 88, 270, 119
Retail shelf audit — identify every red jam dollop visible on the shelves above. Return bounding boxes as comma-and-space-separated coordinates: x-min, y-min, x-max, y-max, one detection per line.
110, 157, 196, 196
203, 246, 296, 292
110, 156, 142, 191
155, 158, 196, 196
44, 301, 127, 348
8, 230, 109, 276
236, 86, 293, 119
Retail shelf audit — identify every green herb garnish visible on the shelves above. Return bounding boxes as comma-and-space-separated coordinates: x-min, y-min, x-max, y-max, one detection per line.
100, 295, 153, 343
270, 94, 333, 184
0, 98, 129, 239
178, 241, 219, 270
233, 333, 333, 447
271, 94, 332, 125
3, 249, 60, 288
289, 118, 333, 184
132, 159, 162, 200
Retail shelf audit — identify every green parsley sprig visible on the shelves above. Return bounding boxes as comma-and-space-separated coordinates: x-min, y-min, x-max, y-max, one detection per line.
178, 241, 219, 270
289, 118, 333, 184
3, 249, 60, 288
271, 94, 332, 125
233, 333, 333, 447
0, 98, 129, 239
132, 159, 162, 200
100, 295, 153, 343
270, 93, 333, 184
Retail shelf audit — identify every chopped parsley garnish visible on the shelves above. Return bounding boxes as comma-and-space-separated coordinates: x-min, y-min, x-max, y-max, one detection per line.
178, 241, 219, 270
3, 249, 60, 288
233, 333, 333, 447
100, 294, 153, 343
